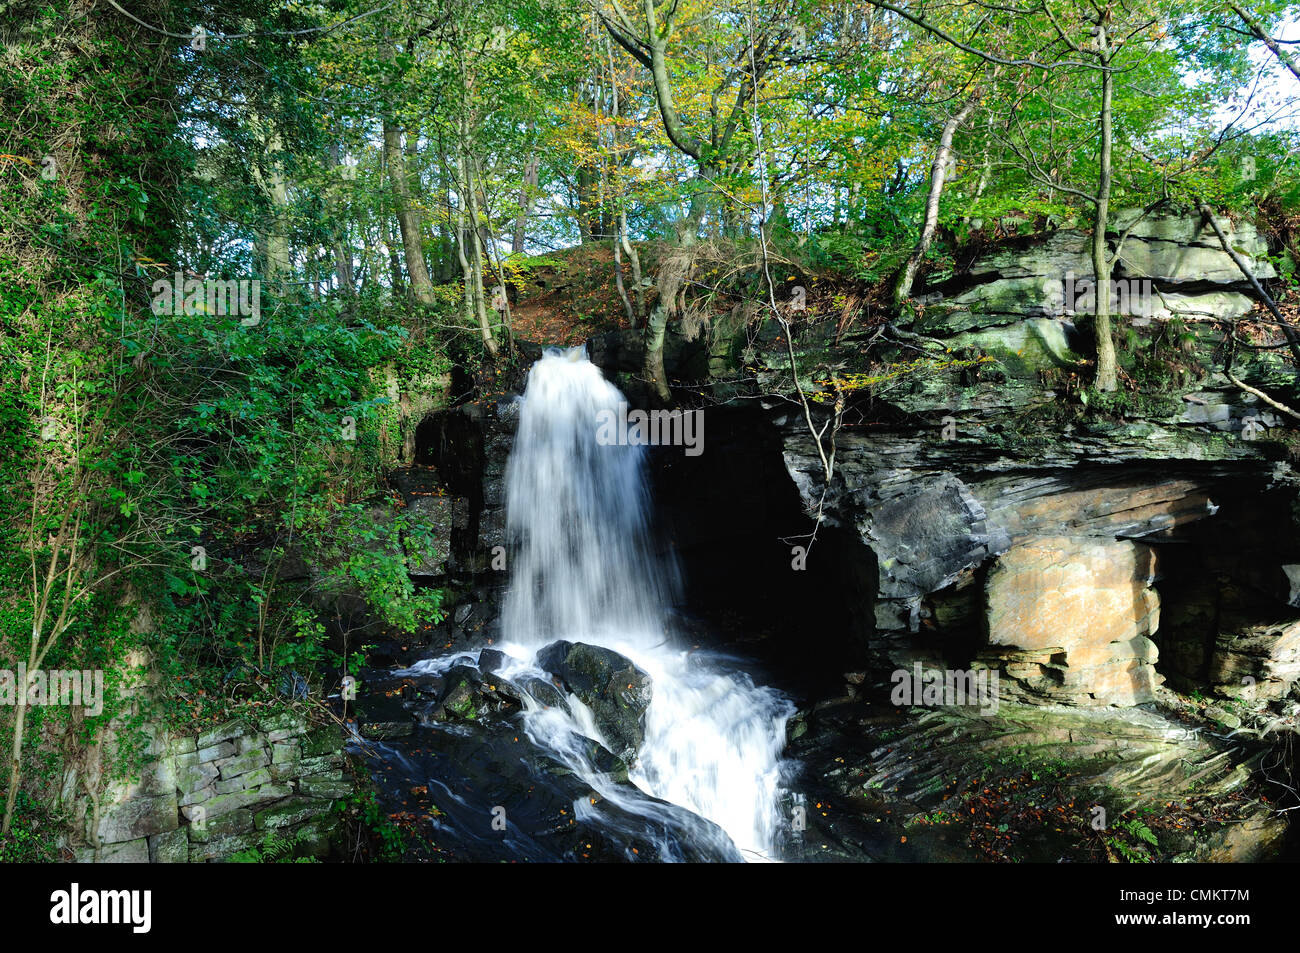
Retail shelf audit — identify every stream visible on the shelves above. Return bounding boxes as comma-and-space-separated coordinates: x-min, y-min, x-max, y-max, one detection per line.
357, 347, 797, 862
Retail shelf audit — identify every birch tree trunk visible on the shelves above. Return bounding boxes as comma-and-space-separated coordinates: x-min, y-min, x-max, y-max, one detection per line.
1091, 29, 1118, 393
892, 99, 977, 308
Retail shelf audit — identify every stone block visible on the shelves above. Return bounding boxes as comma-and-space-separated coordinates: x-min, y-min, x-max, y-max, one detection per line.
298, 777, 352, 799
197, 719, 250, 750
254, 797, 333, 830
94, 793, 179, 845
188, 808, 254, 843
149, 827, 189, 863
99, 837, 150, 863
197, 741, 236, 764
218, 749, 270, 780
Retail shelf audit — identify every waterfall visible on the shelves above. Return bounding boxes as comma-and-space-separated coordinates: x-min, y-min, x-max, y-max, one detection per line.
500, 346, 673, 650
497, 346, 795, 860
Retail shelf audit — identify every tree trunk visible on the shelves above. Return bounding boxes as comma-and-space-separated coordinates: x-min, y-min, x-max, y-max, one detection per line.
893, 99, 976, 309
1092, 37, 1118, 392
619, 212, 645, 325
1197, 198, 1300, 367
470, 154, 514, 350
379, 212, 406, 298
643, 193, 706, 400
333, 238, 355, 299
260, 128, 292, 287
458, 148, 497, 358
967, 112, 995, 231
456, 208, 475, 335
326, 141, 356, 301
1231, 1, 1300, 83
614, 216, 635, 326
512, 156, 539, 254
576, 165, 598, 242
2, 674, 29, 835
383, 117, 436, 306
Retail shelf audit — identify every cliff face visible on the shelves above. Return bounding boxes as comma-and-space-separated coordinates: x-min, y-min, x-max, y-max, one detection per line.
744, 211, 1299, 860
752, 212, 1300, 710
426, 211, 1300, 714
406, 211, 1300, 860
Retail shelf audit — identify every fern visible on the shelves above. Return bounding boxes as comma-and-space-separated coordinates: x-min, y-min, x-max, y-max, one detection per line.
229, 828, 318, 864
1121, 818, 1160, 847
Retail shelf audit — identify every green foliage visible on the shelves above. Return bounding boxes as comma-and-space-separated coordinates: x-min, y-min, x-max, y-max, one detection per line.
1105, 817, 1160, 863
502, 252, 564, 282
810, 355, 996, 403
336, 789, 406, 861
0, 2, 460, 845
0, 792, 61, 862
150, 298, 404, 519
140, 294, 429, 704
229, 827, 319, 863
809, 232, 912, 284
5, 0, 1300, 852
305, 500, 448, 637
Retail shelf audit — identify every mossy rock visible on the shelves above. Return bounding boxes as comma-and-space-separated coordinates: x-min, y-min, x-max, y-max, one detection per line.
300, 725, 345, 759
254, 797, 334, 831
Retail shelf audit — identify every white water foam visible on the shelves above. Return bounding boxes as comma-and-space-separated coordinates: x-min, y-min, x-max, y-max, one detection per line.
495, 346, 794, 860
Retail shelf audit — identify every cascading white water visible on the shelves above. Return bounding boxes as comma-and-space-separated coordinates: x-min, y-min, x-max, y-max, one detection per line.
497, 346, 795, 860
500, 347, 673, 648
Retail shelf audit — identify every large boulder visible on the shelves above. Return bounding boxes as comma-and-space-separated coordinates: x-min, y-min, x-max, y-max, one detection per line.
1112, 213, 1275, 284
421, 664, 521, 724
913, 211, 1274, 342
983, 536, 1163, 706
858, 473, 1009, 633
536, 641, 652, 763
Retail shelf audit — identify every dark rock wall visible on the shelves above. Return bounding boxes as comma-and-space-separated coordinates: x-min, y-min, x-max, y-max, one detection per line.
409, 211, 1300, 710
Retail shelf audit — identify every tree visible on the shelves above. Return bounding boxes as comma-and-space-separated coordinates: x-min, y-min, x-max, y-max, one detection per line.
597, 0, 800, 399
869, 0, 1267, 391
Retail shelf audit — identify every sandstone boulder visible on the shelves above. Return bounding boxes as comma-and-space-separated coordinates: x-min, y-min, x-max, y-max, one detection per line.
984, 536, 1163, 706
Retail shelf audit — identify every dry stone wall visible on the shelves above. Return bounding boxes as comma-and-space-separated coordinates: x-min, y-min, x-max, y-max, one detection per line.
73, 713, 353, 863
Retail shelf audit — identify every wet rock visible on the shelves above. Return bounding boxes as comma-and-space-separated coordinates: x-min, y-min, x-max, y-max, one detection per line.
417, 663, 522, 724
536, 641, 652, 763
537, 741, 631, 785
413, 400, 516, 575
361, 670, 443, 698
584, 742, 631, 784
494, 672, 567, 710
357, 694, 416, 739
439, 664, 485, 720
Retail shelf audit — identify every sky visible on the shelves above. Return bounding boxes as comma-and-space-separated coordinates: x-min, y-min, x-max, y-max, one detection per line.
1214, 14, 1300, 131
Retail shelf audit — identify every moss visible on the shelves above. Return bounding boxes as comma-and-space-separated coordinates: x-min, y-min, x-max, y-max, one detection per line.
448, 695, 478, 720
988, 349, 1037, 381
987, 399, 1078, 453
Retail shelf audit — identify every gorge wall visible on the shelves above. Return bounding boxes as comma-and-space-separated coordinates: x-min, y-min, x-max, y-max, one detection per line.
417, 210, 1300, 720
393, 210, 1300, 861
764, 211, 1300, 711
